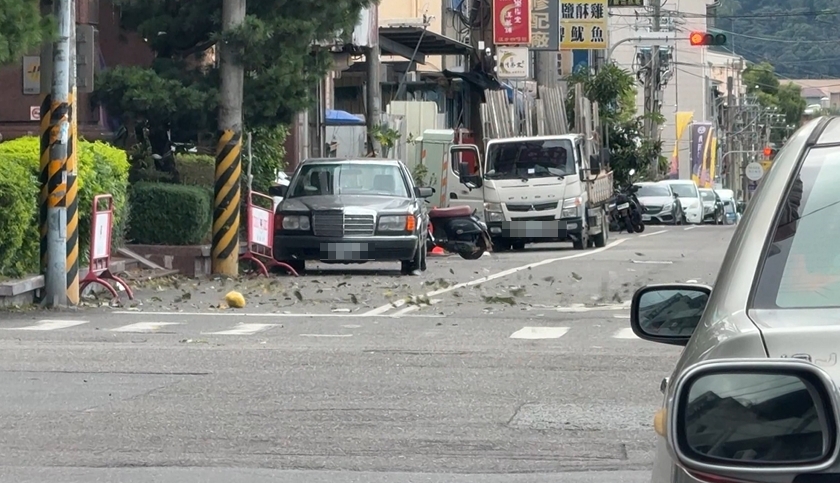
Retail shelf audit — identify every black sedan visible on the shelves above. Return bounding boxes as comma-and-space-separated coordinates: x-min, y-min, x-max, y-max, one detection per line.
273, 158, 433, 275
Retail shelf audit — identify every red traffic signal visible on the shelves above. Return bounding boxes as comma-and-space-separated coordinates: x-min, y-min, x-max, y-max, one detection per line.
689, 31, 727, 46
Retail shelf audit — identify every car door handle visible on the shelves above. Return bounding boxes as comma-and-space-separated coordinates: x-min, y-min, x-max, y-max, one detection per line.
660, 377, 669, 394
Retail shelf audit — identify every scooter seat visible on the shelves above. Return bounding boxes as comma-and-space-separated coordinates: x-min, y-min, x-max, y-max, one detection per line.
428, 205, 474, 218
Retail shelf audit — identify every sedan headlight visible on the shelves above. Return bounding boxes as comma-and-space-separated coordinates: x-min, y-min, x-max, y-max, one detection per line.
561, 196, 583, 218
662, 203, 673, 211
484, 202, 503, 222
281, 215, 310, 230
378, 215, 414, 231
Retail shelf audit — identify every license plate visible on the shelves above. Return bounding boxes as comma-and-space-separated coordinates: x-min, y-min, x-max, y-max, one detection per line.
504, 221, 560, 238
617, 203, 630, 211
321, 242, 370, 260
642, 214, 651, 221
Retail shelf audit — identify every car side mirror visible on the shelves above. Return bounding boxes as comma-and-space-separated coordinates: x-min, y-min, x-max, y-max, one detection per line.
459, 162, 482, 189
668, 359, 839, 481
630, 283, 712, 346
268, 185, 287, 198
414, 186, 434, 198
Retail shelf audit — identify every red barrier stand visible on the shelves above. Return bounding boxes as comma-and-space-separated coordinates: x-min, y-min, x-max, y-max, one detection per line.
79, 194, 134, 300
239, 191, 298, 276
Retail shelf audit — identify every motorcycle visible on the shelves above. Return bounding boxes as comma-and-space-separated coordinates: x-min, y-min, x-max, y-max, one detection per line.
426, 205, 492, 260
609, 169, 645, 233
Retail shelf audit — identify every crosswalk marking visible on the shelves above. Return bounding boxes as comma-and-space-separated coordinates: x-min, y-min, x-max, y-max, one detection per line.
510, 327, 569, 339
205, 323, 278, 335
110, 322, 179, 333
612, 328, 639, 339
4, 320, 88, 331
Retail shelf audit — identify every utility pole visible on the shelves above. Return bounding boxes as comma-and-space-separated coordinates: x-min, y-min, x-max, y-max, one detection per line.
38, 0, 54, 280
43, 0, 72, 306
66, 0, 79, 305
647, 0, 662, 178
726, 74, 735, 192
212, 0, 246, 277
366, 40, 382, 156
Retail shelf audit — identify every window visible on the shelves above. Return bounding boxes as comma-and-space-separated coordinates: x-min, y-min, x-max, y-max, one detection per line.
700, 190, 716, 202
637, 184, 672, 197
288, 163, 410, 198
753, 146, 840, 309
668, 183, 699, 198
485, 139, 576, 180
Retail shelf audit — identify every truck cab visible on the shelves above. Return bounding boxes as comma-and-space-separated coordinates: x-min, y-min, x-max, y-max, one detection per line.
453, 134, 612, 251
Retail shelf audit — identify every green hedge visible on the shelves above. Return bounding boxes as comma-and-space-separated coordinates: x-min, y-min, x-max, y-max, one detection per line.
0, 162, 38, 277
0, 136, 130, 278
126, 182, 212, 245
175, 153, 215, 188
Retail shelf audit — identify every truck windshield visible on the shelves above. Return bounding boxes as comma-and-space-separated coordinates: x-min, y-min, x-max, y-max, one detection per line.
485, 139, 575, 179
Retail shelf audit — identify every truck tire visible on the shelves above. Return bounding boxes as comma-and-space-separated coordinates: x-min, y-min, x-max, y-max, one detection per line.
593, 211, 608, 248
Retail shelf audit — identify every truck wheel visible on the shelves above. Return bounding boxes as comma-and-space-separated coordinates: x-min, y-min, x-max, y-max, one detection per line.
492, 239, 511, 252
593, 212, 608, 248
511, 241, 526, 251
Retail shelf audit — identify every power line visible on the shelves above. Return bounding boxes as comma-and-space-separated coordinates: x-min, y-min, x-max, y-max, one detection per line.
609, 10, 840, 19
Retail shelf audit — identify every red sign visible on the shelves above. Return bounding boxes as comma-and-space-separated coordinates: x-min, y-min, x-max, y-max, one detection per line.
493, 0, 531, 45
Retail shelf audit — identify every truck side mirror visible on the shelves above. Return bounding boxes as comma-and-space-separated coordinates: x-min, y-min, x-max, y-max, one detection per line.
589, 154, 601, 175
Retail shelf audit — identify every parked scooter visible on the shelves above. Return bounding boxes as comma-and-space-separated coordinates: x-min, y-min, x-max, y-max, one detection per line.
426, 205, 492, 260
608, 169, 645, 233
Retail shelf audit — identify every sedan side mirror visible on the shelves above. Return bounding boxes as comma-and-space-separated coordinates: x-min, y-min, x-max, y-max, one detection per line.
414, 186, 435, 198
630, 283, 712, 346
268, 185, 287, 198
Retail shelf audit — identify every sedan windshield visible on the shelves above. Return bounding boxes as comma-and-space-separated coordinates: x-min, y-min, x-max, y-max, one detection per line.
485, 139, 576, 179
288, 163, 409, 198
700, 190, 716, 201
636, 184, 671, 197
667, 183, 699, 198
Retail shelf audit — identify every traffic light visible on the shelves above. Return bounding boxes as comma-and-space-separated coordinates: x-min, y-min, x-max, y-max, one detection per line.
763, 146, 777, 160
689, 31, 727, 46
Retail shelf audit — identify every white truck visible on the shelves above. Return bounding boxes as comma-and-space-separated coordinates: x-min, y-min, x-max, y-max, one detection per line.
450, 134, 614, 251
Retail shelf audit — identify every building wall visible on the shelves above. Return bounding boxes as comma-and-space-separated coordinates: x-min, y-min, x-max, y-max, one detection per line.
609, 0, 715, 179
0, 0, 154, 140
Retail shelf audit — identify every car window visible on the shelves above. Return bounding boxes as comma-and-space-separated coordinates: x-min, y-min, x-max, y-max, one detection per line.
288, 163, 410, 198
668, 183, 698, 198
700, 190, 715, 201
753, 146, 840, 309
636, 184, 671, 197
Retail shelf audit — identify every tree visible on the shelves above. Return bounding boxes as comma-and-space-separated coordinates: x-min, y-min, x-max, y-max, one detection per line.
91, 0, 375, 145
743, 61, 806, 143
566, 64, 664, 186
0, 0, 50, 65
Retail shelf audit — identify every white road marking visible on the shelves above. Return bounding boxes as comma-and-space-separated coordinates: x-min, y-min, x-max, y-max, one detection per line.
391, 299, 442, 316
341, 324, 361, 328
4, 320, 88, 331
640, 229, 667, 238
110, 311, 446, 318
555, 302, 630, 312
613, 314, 630, 319
631, 260, 673, 264
205, 323, 278, 335
510, 326, 569, 339
299, 334, 352, 338
365, 238, 628, 316
684, 226, 698, 231
613, 328, 639, 339
110, 322, 179, 333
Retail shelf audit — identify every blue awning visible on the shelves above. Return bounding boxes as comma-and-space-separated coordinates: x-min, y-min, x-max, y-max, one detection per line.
325, 109, 365, 126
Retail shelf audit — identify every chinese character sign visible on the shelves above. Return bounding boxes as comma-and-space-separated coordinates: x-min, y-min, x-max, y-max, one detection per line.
493, 0, 532, 45
530, 0, 558, 50
608, 0, 643, 6
560, 0, 608, 49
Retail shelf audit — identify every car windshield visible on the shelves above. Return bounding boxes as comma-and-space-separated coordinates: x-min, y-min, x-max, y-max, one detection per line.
287, 163, 409, 198
636, 184, 671, 197
700, 190, 716, 201
667, 183, 699, 198
753, 146, 840, 309
485, 139, 576, 179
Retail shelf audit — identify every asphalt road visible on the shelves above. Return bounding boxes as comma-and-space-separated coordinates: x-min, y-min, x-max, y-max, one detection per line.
0, 224, 732, 483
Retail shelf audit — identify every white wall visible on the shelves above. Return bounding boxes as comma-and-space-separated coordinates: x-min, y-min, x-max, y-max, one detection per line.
609, 0, 714, 179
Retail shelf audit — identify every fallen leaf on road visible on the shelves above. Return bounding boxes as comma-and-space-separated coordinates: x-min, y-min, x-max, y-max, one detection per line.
449, 268, 455, 275
571, 272, 583, 281
350, 294, 359, 304
293, 289, 303, 301
635, 252, 644, 256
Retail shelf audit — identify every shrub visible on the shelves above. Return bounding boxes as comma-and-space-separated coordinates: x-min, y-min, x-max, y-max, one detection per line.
174, 153, 215, 188
249, 125, 287, 193
0, 136, 130, 276
0, 162, 38, 277
127, 182, 211, 245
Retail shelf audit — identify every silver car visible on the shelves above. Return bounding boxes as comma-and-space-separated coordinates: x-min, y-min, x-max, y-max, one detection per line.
630, 116, 840, 483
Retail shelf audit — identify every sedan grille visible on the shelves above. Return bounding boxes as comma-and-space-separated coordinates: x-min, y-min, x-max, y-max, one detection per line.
644, 205, 662, 213
312, 211, 375, 236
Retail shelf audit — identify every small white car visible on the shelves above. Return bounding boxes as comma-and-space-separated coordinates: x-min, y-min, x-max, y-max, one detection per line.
658, 180, 703, 224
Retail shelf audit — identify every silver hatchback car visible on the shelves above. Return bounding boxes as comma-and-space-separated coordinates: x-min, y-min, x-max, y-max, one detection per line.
630, 116, 840, 483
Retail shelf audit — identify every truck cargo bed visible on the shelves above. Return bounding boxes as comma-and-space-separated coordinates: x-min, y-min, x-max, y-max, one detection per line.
586, 170, 613, 206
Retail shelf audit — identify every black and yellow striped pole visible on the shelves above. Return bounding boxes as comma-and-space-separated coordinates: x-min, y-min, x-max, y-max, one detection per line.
212, 130, 242, 275
42, 0, 72, 307
38, 93, 52, 276
66, 10, 80, 305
